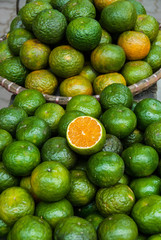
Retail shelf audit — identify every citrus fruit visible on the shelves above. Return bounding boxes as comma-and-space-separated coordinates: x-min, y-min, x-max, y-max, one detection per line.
118, 174, 130, 185
144, 45, 161, 72
8, 28, 34, 55
134, 14, 159, 42
0, 129, 13, 157
49, 45, 84, 78
102, 134, 123, 155
98, 214, 138, 240
62, 0, 96, 22
31, 161, 71, 202
54, 216, 97, 240
94, 0, 121, 11
130, 175, 161, 200
2, 140, 40, 176
86, 151, 124, 187
58, 110, 85, 137
96, 184, 135, 217
50, 0, 70, 11
121, 61, 153, 85
34, 103, 65, 134
41, 137, 77, 169
93, 73, 126, 94
66, 169, 96, 206
9, 215, 52, 240
86, 213, 104, 231
74, 201, 98, 218
134, 98, 161, 131
35, 199, 74, 229
148, 234, 161, 240
152, 30, 161, 48
0, 219, 10, 237
91, 43, 126, 73
121, 143, 159, 177
127, 0, 146, 15
144, 121, 161, 153
121, 128, 143, 148
20, 39, 51, 70
25, 69, 58, 95
59, 75, 93, 97
20, 0, 52, 30
0, 162, 19, 193
20, 176, 39, 201
101, 105, 137, 139
16, 116, 51, 147
79, 64, 98, 84
66, 116, 106, 155
13, 89, 46, 115
66, 94, 102, 118
100, 83, 133, 110
0, 39, 13, 63
0, 56, 28, 85
10, 15, 25, 31
0, 107, 27, 135
118, 31, 151, 60
66, 17, 102, 51
100, 0, 137, 33
32, 9, 67, 45
131, 195, 161, 234
136, 235, 147, 240
99, 29, 112, 45
0, 186, 35, 226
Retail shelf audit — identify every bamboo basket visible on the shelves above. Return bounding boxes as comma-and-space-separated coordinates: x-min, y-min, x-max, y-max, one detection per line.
0, 2, 161, 105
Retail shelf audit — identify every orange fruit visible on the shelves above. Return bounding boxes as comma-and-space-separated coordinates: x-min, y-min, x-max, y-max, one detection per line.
134, 14, 159, 42
0, 186, 35, 226
121, 60, 153, 86
79, 64, 98, 84
66, 116, 106, 155
100, 0, 137, 33
99, 29, 112, 45
118, 31, 151, 60
49, 45, 84, 78
20, 39, 51, 70
91, 43, 126, 73
93, 0, 122, 11
25, 70, 58, 95
31, 161, 71, 202
98, 214, 138, 240
59, 75, 93, 97
93, 73, 126, 94
66, 94, 102, 118
66, 17, 102, 51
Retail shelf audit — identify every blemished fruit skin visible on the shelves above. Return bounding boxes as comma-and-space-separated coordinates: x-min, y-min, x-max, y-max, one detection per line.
0, 39, 13, 63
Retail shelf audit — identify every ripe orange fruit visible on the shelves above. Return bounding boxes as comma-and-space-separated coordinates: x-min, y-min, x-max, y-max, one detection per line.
118, 31, 151, 60
59, 75, 93, 97
66, 116, 106, 155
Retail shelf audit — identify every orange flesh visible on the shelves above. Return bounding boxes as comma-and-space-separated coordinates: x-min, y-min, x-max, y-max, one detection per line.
67, 116, 102, 148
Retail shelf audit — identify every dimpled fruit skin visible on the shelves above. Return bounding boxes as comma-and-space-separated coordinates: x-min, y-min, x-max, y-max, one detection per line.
54, 216, 97, 240
96, 184, 135, 217
131, 195, 161, 235
66, 17, 102, 51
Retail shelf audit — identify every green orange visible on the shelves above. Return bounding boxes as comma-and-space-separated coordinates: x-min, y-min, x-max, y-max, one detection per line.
0, 39, 13, 63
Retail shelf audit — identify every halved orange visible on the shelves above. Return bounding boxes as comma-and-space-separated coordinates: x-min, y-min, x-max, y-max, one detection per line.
66, 116, 106, 155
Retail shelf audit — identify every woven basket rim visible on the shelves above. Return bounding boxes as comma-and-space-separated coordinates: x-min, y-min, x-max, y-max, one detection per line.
1, 31, 161, 105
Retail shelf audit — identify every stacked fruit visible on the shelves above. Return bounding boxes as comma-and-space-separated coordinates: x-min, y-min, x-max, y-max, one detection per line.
0, 0, 161, 97
1, 85, 161, 239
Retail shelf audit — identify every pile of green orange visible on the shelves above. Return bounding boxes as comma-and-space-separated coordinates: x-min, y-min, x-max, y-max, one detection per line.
0, 0, 161, 97
1, 85, 161, 239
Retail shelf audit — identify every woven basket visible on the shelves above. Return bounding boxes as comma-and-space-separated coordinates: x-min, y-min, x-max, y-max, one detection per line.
1, 22, 161, 105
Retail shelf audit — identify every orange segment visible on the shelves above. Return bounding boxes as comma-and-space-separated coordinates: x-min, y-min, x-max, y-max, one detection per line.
67, 116, 106, 155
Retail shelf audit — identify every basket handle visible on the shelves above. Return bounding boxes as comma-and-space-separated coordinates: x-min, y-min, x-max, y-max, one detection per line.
16, 0, 20, 15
